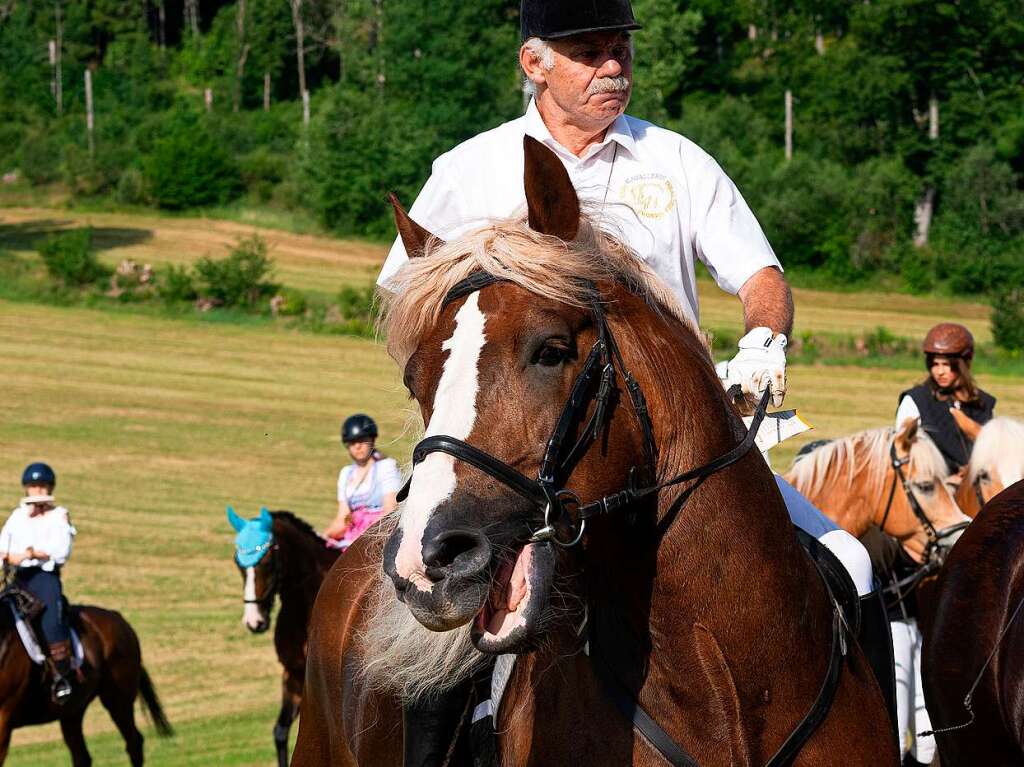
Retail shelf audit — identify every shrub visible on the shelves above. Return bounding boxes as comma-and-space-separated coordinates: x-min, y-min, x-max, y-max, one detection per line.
992, 287, 1024, 352
19, 131, 62, 185
157, 265, 197, 304
115, 167, 148, 205
143, 110, 242, 209
193, 235, 277, 309
337, 284, 377, 323
271, 287, 307, 316
37, 228, 110, 287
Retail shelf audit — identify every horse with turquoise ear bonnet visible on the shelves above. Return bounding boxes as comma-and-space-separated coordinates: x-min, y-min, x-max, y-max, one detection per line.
227, 505, 341, 767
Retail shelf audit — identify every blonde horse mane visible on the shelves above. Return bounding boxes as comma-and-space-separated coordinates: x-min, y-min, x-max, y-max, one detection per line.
379, 208, 692, 366
787, 426, 948, 502
970, 416, 1024, 487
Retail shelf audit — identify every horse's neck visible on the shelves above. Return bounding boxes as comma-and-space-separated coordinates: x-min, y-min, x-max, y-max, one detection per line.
274, 520, 335, 608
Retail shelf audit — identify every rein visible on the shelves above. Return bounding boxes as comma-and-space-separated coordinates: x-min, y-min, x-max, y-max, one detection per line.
398, 273, 844, 767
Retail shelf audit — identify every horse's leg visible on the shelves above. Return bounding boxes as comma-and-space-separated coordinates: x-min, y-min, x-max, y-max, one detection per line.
101, 689, 145, 767
59, 709, 92, 767
274, 669, 303, 767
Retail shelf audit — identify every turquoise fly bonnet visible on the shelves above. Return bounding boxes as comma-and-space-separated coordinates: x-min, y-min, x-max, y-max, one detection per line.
227, 506, 274, 567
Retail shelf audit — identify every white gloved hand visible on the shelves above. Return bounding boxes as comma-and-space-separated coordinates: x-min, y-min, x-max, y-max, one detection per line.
716, 327, 788, 407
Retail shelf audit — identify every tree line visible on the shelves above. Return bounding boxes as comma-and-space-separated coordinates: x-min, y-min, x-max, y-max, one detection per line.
1, 1, 1022, 330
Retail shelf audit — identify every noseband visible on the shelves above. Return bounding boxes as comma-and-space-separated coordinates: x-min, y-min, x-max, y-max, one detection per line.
397, 273, 772, 547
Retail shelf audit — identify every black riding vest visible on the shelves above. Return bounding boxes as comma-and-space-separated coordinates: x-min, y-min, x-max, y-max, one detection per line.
898, 384, 996, 474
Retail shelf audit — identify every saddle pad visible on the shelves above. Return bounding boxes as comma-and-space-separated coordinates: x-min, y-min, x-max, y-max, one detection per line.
8, 602, 84, 668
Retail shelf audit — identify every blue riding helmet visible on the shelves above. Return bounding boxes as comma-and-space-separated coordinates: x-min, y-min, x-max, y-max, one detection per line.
22, 462, 56, 488
227, 506, 275, 568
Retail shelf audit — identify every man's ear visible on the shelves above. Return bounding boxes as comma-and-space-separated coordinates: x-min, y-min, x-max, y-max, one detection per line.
388, 193, 439, 258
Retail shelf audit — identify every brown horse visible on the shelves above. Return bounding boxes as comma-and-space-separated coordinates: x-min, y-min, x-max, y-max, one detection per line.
0, 591, 172, 766
292, 138, 897, 766
227, 507, 340, 767
784, 421, 969, 563
921, 480, 1024, 765
956, 416, 1024, 518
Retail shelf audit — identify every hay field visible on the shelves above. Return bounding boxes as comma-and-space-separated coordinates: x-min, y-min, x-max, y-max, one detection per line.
1, 210, 1021, 765
0, 207, 995, 342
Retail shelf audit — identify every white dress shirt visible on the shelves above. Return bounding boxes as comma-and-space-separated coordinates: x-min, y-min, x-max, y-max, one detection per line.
378, 99, 781, 326
0, 503, 75, 572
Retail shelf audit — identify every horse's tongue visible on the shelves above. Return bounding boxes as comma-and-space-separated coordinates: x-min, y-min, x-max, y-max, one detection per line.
506, 545, 532, 611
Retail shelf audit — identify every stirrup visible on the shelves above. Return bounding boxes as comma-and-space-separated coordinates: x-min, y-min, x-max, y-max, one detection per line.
52, 676, 73, 705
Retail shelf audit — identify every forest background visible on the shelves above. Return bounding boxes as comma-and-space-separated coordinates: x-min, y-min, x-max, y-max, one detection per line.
1, 0, 1023, 347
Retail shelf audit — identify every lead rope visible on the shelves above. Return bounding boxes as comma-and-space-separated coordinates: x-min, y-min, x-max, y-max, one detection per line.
918, 591, 1024, 738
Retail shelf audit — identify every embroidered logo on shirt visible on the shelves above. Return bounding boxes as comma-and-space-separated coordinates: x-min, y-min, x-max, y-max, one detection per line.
619, 174, 676, 220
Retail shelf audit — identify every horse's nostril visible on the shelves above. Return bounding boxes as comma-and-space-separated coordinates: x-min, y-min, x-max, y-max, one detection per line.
422, 528, 489, 577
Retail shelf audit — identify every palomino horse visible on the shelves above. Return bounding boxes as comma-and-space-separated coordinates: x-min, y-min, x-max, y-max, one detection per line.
0, 581, 172, 765
227, 507, 340, 767
292, 138, 897, 766
784, 420, 970, 563
956, 416, 1024, 517
921, 480, 1024, 766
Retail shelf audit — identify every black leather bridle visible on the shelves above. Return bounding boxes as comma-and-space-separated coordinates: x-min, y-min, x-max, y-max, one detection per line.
398, 272, 772, 549
397, 273, 849, 767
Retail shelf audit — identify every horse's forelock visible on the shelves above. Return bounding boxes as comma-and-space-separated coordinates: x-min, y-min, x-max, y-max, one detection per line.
970, 417, 1024, 485
379, 209, 690, 366
907, 430, 949, 481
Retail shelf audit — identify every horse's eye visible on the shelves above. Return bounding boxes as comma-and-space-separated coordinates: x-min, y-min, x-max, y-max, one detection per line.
535, 344, 569, 367
977, 471, 990, 482
916, 482, 936, 494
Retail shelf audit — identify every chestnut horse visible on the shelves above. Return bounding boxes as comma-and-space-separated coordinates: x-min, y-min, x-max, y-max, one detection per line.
227, 508, 340, 767
784, 421, 970, 563
956, 416, 1024, 518
921, 480, 1024, 766
292, 138, 896, 766
0, 586, 172, 766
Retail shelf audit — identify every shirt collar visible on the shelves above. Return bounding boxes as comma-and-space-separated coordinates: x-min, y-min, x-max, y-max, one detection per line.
524, 99, 636, 161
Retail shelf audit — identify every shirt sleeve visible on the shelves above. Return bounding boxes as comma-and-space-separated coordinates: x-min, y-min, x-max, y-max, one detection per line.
0, 514, 13, 557
689, 156, 782, 295
378, 459, 403, 495
377, 159, 467, 289
45, 508, 74, 565
895, 395, 921, 430
337, 467, 350, 503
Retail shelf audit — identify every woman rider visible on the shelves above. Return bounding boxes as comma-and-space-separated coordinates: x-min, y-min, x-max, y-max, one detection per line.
0, 462, 77, 704
886, 323, 994, 765
323, 414, 401, 550
896, 322, 996, 478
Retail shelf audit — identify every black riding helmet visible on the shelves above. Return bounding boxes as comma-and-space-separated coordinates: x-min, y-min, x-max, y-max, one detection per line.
22, 462, 56, 488
341, 414, 378, 444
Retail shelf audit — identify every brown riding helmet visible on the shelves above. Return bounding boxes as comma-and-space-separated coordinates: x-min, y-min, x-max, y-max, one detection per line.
923, 322, 974, 361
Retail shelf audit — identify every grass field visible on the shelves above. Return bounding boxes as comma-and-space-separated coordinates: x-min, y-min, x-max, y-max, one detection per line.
1, 209, 1022, 765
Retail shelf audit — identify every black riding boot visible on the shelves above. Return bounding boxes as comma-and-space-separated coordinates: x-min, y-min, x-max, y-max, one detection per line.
48, 641, 74, 705
858, 588, 898, 741
403, 681, 472, 767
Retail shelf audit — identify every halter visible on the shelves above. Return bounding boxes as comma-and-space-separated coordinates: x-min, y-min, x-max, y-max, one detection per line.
397, 273, 771, 549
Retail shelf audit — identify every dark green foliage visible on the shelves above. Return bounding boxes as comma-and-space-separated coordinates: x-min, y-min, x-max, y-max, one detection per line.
337, 284, 378, 325
992, 288, 1024, 352
193, 235, 278, 308
158, 265, 198, 304
143, 111, 242, 209
37, 228, 110, 287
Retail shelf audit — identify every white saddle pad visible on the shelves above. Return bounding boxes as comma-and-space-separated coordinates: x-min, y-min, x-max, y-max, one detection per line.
9, 602, 84, 667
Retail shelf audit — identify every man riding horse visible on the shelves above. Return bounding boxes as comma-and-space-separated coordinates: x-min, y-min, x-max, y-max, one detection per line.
377, 0, 885, 762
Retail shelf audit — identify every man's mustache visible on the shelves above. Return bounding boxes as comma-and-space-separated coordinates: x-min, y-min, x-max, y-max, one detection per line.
587, 76, 631, 95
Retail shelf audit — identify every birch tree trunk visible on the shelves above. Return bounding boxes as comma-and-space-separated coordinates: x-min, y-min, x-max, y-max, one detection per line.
785, 89, 793, 161
913, 95, 939, 248
264, 71, 271, 112
185, 0, 200, 37
233, 0, 248, 112
288, 0, 308, 124
374, 0, 385, 89
53, 2, 63, 117
156, 0, 165, 50
84, 69, 94, 157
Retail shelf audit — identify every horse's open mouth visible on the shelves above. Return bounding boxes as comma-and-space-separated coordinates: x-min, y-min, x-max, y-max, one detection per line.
472, 542, 554, 653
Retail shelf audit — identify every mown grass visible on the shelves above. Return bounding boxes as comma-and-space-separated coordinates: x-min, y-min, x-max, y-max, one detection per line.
1, 293, 1022, 764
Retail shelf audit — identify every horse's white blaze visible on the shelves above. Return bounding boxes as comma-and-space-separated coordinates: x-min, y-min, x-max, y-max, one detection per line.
395, 292, 486, 590
243, 567, 263, 628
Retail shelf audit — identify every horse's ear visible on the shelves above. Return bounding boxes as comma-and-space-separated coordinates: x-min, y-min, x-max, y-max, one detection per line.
227, 506, 246, 532
895, 417, 919, 454
388, 192, 438, 258
523, 135, 579, 241
259, 507, 273, 528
